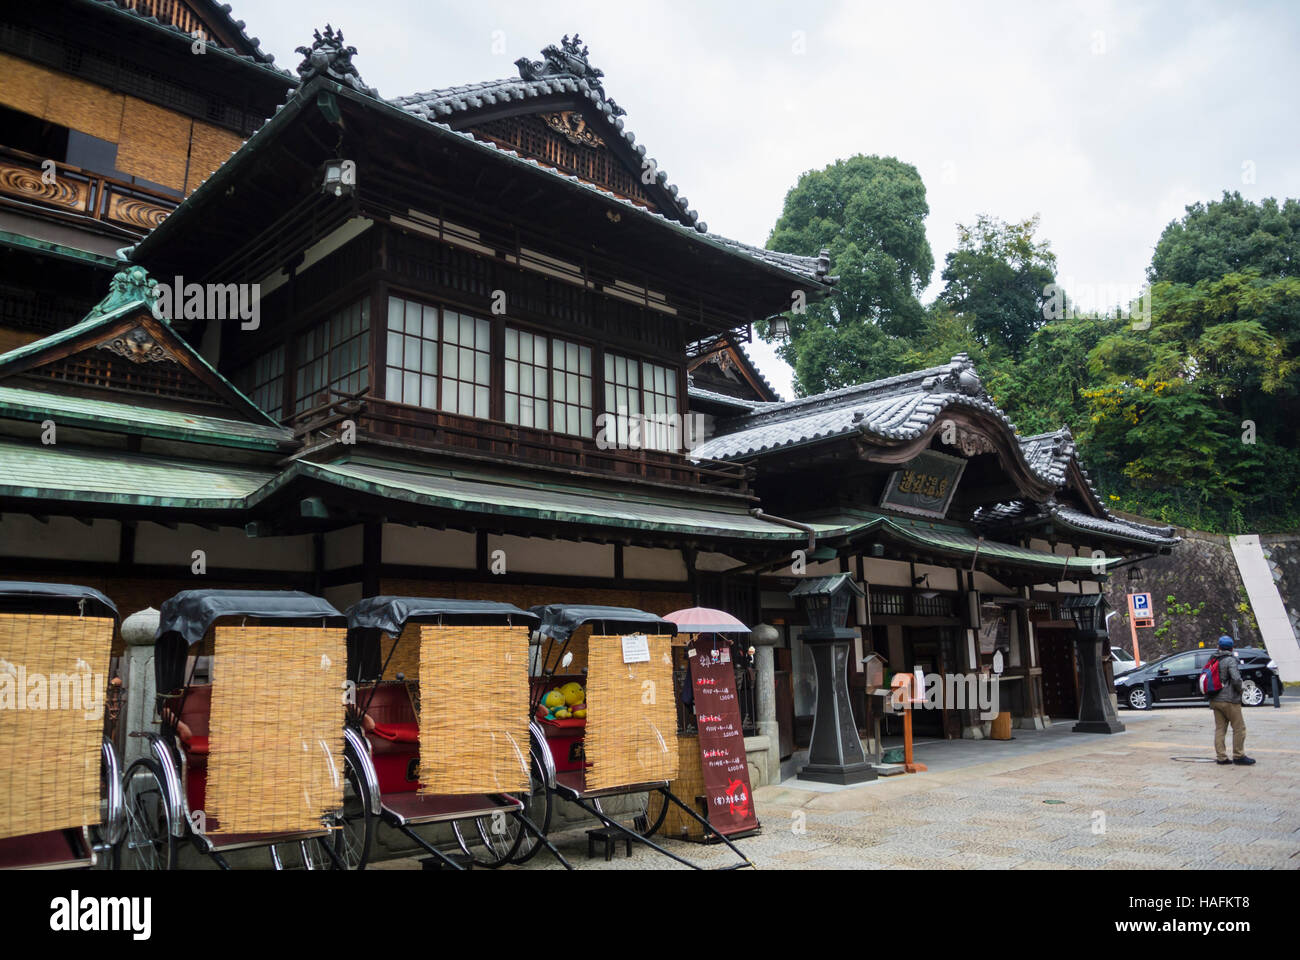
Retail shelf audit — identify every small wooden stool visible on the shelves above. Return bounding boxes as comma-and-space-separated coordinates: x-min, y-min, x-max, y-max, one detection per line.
586, 826, 634, 861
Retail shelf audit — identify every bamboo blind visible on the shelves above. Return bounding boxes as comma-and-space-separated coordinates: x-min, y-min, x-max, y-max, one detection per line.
0, 53, 125, 143
583, 634, 679, 790
382, 623, 422, 693
117, 98, 192, 192
0, 614, 115, 841
204, 626, 346, 834
650, 734, 707, 840
185, 121, 245, 194
416, 625, 530, 795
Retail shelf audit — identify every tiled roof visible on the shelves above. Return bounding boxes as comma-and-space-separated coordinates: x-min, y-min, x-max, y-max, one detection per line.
971, 500, 1179, 548
686, 383, 763, 412
89, 0, 292, 74
379, 99, 831, 285
690, 355, 1010, 461
391, 74, 701, 227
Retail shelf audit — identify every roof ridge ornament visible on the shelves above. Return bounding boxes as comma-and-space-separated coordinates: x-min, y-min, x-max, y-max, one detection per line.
295, 24, 378, 97
921, 353, 983, 397
89, 265, 159, 319
515, 34, 626, 116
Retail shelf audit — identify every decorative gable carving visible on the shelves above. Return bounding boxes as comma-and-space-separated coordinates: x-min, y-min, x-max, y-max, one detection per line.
97, 325, 179, 365
541, 111, 605, 148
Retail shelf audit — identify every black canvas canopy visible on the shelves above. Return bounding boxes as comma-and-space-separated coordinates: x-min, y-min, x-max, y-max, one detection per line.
0, 581, 118, 620
346, 596, 539, 636
156, 589, 343, 647
531, 604, 677, 643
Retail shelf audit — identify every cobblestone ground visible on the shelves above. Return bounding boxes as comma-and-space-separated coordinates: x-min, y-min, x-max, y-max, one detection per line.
375, 701, 1300, 870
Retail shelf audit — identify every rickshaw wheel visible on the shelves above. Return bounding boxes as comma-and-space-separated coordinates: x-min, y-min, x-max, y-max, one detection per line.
452, 804, 525, 868
121, 758, 177, 871
506, 757, 552, 865
330, 749, 373, 870
594, 790, 668, 840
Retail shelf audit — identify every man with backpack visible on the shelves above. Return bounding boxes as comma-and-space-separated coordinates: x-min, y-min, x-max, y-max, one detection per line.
1203, 636, 1255, 766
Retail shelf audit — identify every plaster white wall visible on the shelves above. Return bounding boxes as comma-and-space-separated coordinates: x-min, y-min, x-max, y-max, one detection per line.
134, 523, 313, 571
382, 526, 475, 568
622, 546, 688, 581
0, 515, 118, 561
487, 535, 613, 578
324, 525, 364, 570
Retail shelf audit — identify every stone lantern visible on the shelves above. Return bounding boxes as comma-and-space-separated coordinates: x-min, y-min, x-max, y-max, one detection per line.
121, 606, 160, 763
790, 574, 876, 784
1061, 593, 1125, 734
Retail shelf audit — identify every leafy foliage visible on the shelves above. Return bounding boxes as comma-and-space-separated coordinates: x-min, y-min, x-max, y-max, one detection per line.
937, 215, 1058, 356
760, 166, 1300, 532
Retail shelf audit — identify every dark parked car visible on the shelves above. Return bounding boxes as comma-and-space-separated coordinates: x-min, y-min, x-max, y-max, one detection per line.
1115, 647, 1279, 710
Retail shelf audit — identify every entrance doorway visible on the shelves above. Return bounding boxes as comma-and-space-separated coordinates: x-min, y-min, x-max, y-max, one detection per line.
902, 627, 962, 739
1037, 627, 1079, 718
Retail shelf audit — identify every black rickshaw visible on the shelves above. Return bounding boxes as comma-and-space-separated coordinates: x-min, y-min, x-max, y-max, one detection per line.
0, 582, 124, 869
342, 596, 570, 870
120, 589, 357, 869
511, 604, 753, 869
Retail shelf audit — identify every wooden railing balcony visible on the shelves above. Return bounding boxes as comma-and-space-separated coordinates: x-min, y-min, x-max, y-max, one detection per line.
0, 145, 178, 237
289, 388, 755, 497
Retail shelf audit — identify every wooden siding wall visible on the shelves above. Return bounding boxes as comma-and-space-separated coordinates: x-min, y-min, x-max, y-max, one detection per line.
0, 52, 244, 195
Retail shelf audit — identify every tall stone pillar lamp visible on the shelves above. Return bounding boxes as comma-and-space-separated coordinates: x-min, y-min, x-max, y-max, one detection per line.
1061, 593, 1125, 734
791, 574, 876, 784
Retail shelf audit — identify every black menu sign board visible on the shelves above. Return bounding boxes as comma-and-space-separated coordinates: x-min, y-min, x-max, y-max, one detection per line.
688, 637, 759, 837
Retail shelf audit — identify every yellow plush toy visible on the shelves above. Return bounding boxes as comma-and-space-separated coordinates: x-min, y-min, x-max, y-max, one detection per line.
541, 688, 567, 720
560, 681, 587, 719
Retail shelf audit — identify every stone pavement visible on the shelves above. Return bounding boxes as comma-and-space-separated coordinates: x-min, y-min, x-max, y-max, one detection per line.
377, 701, 1300, 870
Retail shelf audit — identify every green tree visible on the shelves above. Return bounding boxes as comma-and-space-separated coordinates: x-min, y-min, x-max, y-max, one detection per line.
937, 214, 1058, 356
1150, 192, 1300, 286
763, 155, 933, 394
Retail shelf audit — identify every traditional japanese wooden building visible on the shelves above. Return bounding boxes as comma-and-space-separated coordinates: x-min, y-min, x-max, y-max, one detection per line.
0, 23, 1176, 786
0, 0, 293, 353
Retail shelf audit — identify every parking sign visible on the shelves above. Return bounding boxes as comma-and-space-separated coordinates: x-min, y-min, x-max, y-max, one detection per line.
1128, 592, 1154, 626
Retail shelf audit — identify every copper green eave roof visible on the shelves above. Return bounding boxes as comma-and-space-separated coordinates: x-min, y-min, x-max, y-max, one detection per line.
810, 508, 1123, 578
0, 440, 1128, 575
0, 439, 274, 509
0, 385, 292, 452
272, 459, 819, 541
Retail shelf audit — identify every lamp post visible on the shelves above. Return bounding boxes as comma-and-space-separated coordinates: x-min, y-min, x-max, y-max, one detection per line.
791, 574, 876, 784
1061, 594, 1125, 734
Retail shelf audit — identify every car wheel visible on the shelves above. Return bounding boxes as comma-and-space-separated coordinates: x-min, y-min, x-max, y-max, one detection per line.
1241, 679, 1265, 707
1127, 687, 1148, 710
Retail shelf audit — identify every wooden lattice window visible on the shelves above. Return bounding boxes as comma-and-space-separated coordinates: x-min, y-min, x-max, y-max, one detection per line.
470, 114, 657, 209
294, 298, 370, 413
870, 591, 906, 616
25, 348, 224, 405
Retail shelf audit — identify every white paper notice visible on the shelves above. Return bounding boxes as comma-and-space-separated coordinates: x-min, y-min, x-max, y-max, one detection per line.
621, 633, 651, 664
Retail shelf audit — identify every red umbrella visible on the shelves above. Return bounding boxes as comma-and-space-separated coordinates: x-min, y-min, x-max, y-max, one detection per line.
663, 607, 750, 634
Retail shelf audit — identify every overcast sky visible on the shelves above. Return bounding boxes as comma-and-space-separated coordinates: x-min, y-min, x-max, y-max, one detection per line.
237, 0, 1300, 398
